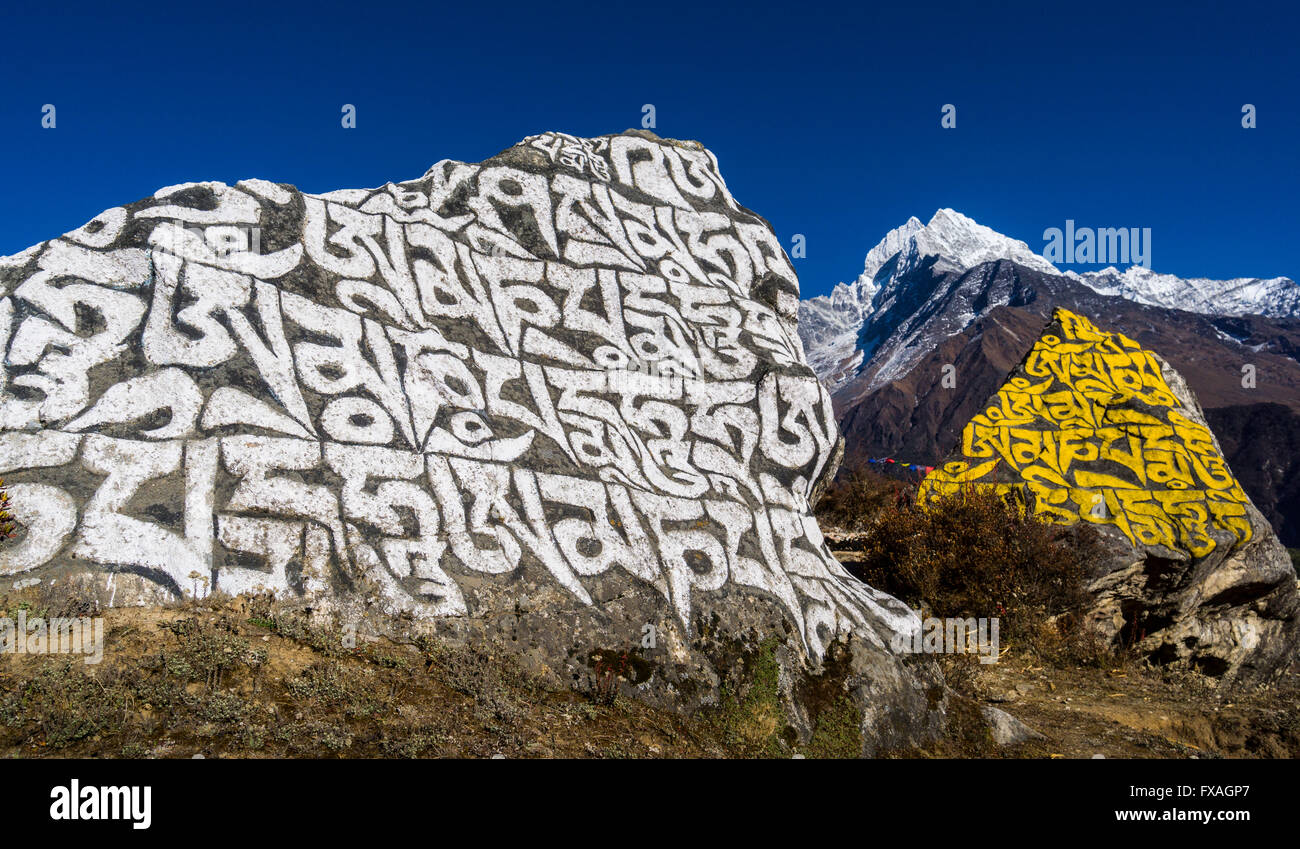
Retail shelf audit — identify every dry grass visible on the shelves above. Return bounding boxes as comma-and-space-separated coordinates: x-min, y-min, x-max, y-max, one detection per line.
0, 591, 746, 759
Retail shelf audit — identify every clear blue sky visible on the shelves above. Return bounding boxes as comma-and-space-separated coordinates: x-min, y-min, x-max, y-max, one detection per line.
1, 0, 1295, 298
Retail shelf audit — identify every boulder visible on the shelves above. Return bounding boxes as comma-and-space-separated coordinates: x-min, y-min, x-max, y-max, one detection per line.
920, 308, 1300, 684
981, 705, 1045, 747
0, 130, 944, 752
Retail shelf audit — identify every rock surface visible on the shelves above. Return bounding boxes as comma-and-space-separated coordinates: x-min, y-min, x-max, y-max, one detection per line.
0, 130, 944, 752
981, 705, 1045, 746
920, 308, 1300, 684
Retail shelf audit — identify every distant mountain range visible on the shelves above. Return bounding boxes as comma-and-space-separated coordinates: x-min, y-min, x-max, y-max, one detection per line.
798, 210, 1300, 545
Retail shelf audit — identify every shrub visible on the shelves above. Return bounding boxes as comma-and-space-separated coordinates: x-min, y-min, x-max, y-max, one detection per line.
824, 475, 1102, 650
0, 661, 126, 749
817, 469, 914, 532
157, 617, 256, 690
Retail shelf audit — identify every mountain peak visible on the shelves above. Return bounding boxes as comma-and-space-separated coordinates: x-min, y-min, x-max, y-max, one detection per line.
856, 216, 925, 286
905, 209, 1058, 277
836, 208, 1053, 312
926, 207, 967, 226
798, 208, 1300, 397
797, 209, 1055, 387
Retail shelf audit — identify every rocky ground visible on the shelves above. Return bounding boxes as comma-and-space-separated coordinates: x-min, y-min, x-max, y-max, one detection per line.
2, 582, 1296, 759
0, 588, 859, 759
908, 652, 1300, 759
828, 535, 1300, 760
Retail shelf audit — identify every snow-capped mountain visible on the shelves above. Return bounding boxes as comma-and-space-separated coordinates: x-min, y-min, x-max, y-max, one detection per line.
798, 208, 1058, 390
794, 208, 1300, 545
797, 216, 922, 384
1071, 266, 1300, 319
799, 209, 1299, 392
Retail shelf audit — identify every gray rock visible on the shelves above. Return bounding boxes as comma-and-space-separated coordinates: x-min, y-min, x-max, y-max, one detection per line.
0, 130, 945, 753
981, 705, 1045, 747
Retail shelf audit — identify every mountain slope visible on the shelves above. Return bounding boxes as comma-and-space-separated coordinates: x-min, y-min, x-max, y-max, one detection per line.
800, 211, 1299, 394
798, 213, 1300, 545
799, 209, 1059, 391
1073, 266, 1300, 318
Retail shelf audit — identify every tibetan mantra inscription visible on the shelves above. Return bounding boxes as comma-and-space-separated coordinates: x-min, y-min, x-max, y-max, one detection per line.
0, 131, 913, 659
919, 308, 1253, 558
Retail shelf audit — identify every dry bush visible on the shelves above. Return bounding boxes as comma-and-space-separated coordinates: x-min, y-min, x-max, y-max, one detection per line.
830, 481, 1103, 650
817, 469, 915, 531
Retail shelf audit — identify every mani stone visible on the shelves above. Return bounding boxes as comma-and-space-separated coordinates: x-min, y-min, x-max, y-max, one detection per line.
920, 308, 1300, 684
0, 130, 943, 752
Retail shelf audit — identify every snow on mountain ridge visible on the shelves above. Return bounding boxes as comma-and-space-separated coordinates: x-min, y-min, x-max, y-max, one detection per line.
796, 215, 923, 384
1070, 265, 1300, 319
802, 208, 1058, 326
853, 215, 924, 299
798, 208, 1058, 389
815, 215, 924, 325
799, 209, 1298, 392
901, 209, 1058, 277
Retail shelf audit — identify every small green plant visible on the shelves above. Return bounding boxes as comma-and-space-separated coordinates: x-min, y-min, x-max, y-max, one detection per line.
285, 662, 392, 719
714, 636, 789, 757
158, 617, 256, 691
0, 661, 127, 749
805, 695, 861, 759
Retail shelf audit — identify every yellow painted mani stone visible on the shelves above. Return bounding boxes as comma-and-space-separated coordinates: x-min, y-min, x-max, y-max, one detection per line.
919, 308, 1253, 558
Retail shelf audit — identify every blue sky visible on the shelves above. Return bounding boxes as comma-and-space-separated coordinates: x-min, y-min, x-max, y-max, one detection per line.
1, 0, 1294, 299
